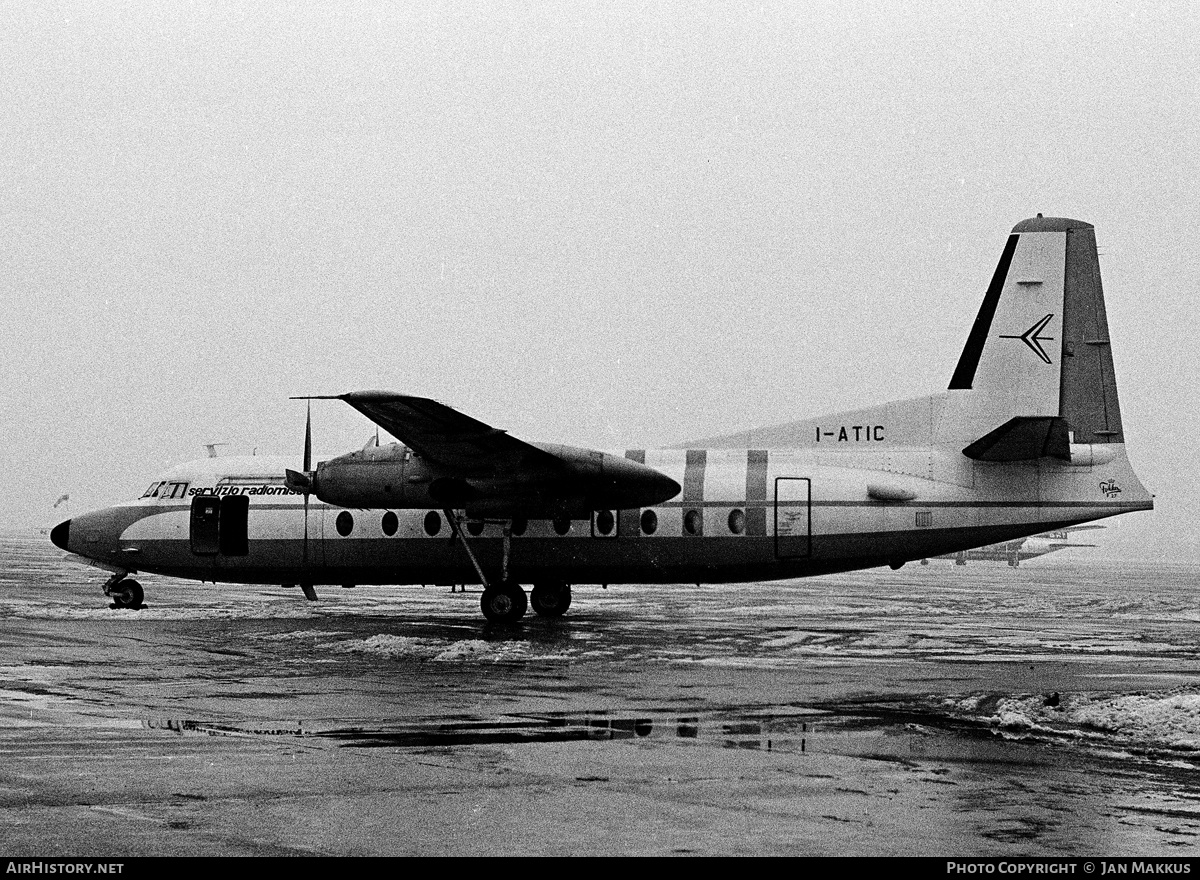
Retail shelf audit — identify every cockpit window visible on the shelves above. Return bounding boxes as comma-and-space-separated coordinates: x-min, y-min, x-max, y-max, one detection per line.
163, 482, 189, 499
140, 481, 165, 499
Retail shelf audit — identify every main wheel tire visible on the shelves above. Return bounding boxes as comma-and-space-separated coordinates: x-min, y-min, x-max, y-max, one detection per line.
112, 579, 144, 610
530, 582, 571, 617
480, 580, 527, 623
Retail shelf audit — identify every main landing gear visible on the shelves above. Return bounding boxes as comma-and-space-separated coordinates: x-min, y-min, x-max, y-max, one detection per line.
103, 572, 144, 610
530, 581, 571, 617
444, 510, 571, 623
480, 579, 528, 622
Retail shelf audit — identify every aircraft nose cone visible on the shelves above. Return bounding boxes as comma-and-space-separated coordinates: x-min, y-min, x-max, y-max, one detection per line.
50, 519, 71, 551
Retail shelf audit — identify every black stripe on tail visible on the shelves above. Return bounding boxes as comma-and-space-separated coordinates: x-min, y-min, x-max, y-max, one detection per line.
948, 234, 1020, 390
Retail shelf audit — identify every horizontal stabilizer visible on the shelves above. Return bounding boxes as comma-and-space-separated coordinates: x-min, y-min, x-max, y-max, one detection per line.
962, 416, 1071, 462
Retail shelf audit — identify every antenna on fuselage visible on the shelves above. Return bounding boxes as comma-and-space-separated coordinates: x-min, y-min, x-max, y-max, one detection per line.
203, 442, 229, 458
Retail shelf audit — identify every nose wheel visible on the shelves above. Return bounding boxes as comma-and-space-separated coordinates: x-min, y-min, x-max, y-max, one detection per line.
107, 577, 144, 610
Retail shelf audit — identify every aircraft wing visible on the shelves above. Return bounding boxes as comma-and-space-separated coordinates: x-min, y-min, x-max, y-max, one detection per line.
328, 391, 562, 473
299, 391, 680, 515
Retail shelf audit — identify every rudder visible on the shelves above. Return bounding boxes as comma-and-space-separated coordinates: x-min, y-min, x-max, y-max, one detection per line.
1058, 221, 1124, 444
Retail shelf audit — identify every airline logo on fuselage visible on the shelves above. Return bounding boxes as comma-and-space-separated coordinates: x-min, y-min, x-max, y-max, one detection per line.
187, 484, 301, 497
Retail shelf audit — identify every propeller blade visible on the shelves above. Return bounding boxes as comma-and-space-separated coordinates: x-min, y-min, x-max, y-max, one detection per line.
302, 488, 309, 571
303, 400, 312, 474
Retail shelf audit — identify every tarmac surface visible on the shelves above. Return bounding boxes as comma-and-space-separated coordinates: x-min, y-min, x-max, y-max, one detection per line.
3, 534, 1200, 856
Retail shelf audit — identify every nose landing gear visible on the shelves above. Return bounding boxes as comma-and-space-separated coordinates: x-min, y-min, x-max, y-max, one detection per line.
102, 573, 144, 610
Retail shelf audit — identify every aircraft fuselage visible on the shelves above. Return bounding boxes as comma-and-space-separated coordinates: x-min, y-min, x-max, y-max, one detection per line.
55, 440, 1149, 588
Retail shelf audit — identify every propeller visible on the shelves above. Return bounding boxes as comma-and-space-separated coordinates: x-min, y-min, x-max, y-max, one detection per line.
284, 402, 314, 494
283, 401, 314, 570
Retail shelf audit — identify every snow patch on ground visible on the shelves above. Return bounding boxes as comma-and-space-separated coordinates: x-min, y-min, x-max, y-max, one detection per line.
331, 634, 435, 660
327, 634, 554, 663
252, 630, 351, 641
948, 690, 1200, 753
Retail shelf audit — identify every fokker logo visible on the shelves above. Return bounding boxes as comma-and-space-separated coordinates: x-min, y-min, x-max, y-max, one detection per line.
1000, 313, 1056, 364
1100, 479, 1122, 497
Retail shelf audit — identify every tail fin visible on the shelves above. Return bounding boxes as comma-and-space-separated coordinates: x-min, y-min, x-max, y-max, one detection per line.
939, 216, 1126, 455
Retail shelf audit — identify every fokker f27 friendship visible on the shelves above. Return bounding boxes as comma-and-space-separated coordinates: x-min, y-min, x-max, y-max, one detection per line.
52, 216, 1153, 622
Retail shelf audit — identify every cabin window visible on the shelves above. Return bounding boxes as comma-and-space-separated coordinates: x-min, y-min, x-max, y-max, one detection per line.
683, 509, 702, 536
467, 520, 485, 537
595, 509, 615, 536
511, 518, 527, 537
336, 511, 354, 537
423, 510, 441, 536
728, 509, 746, 535
553, 516, 571, 536
381, 511, 399, 536
640, 509, 658, 535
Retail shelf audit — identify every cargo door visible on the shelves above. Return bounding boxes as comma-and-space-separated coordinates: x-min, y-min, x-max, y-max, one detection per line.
190, 494, 250, 556
218, 495, 249, 556
190, 495, 221, 555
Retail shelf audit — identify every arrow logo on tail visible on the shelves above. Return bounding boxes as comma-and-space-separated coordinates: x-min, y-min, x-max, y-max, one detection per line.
999, 313, 1056, 364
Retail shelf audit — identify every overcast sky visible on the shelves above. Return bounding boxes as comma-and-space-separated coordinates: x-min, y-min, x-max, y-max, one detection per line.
3, 2, 1197, 560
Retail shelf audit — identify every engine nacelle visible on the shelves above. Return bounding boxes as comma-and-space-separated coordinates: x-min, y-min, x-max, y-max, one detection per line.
306, 441, 680, 515
310, 443, 436, 509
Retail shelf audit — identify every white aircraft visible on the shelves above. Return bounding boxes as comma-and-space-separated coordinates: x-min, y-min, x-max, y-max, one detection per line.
51, 216, 1153, 622
929, 524, 1104, 566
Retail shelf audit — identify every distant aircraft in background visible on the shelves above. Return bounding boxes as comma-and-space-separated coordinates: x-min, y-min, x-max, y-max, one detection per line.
51, 216, 1153, 621
924, 524, 1104, 566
